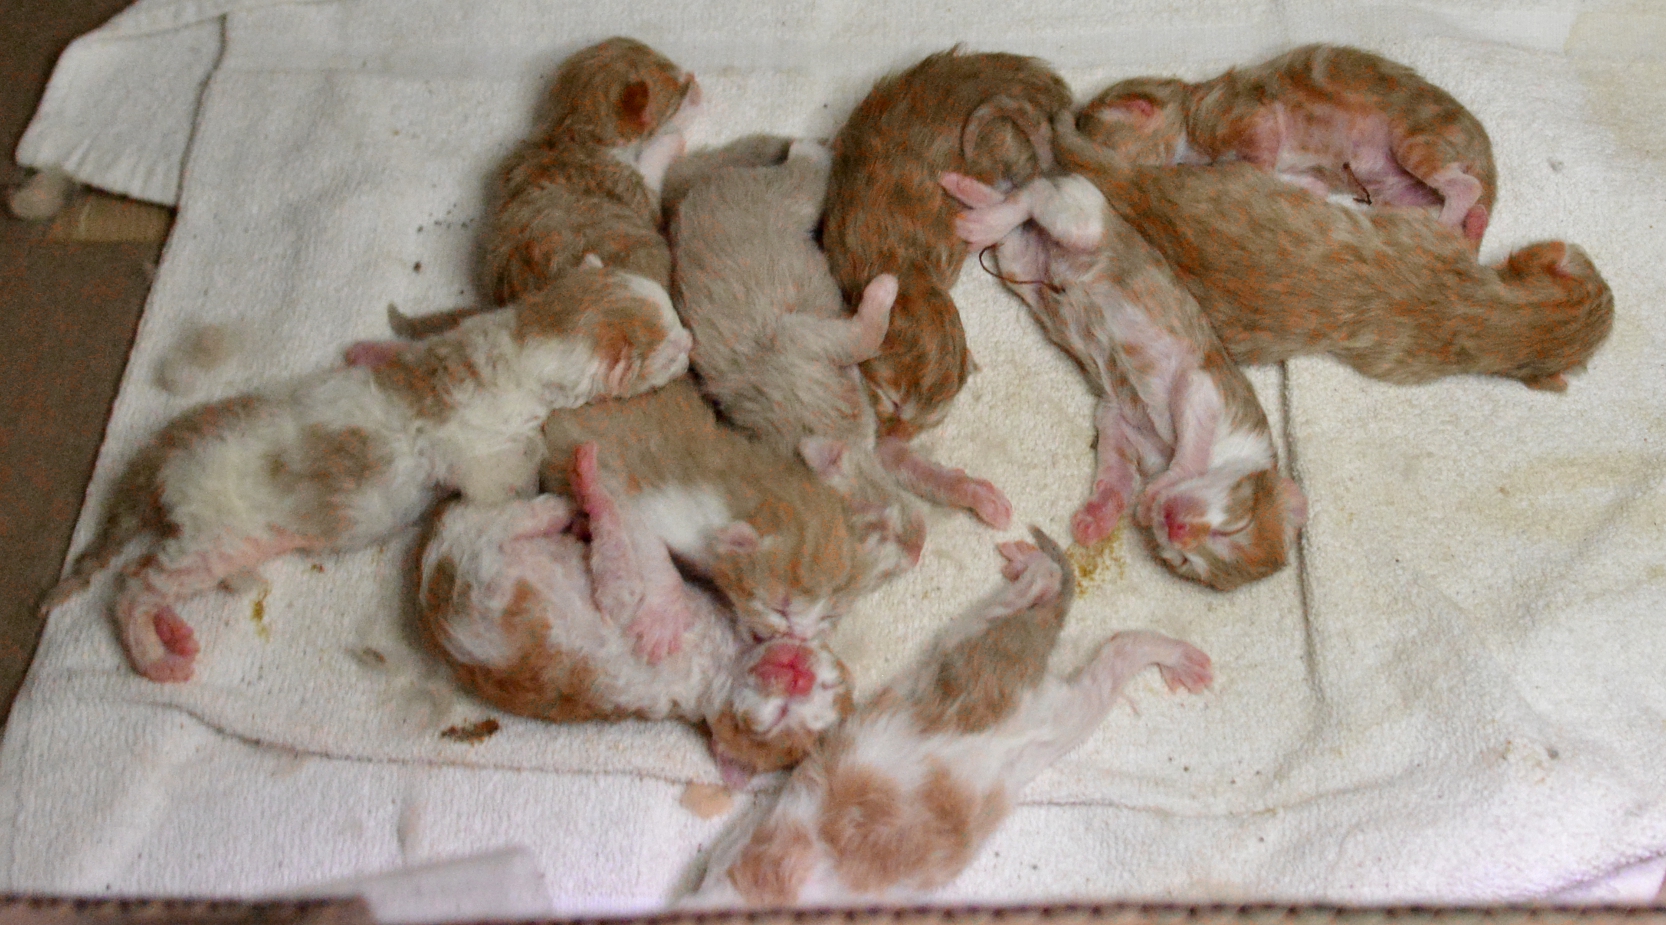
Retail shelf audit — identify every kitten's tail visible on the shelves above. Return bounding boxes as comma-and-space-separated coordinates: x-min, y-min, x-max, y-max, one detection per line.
386, 302, 491, 340
962, 94, 1056, 175
39, 498, 153, 615
1029, 526, 1076, 616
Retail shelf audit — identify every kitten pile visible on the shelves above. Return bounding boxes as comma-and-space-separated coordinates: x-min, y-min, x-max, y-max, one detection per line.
44, 36, 1614, 906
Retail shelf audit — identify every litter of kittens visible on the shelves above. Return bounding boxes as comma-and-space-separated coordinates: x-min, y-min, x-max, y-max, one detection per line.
7, 0, 1666, 911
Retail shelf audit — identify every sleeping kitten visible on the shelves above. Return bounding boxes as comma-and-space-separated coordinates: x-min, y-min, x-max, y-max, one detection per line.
943, 171, 1306, 591
1078, 44, 1497, 245
43, 261, 692, 683
419, 442, 852, 786
685, 528, 1212, 906
1055, 113, 1613, 392
486, 36, 700, 305
540, 377, 866, 647
820, 48, 1076, 528
667, 136, 926, 588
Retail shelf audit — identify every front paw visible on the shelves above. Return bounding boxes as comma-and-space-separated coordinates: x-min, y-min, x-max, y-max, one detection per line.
1071, 479, 1127, 546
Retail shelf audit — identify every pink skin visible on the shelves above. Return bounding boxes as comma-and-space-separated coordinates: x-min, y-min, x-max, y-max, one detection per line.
1133, 370, 1223, 536
840, 274, 899, 365
342, 340, 405, 368
117, 530, 312, 682
750, 640, 816, 698
570, 441, 694, 665
876, 436, 1012, 529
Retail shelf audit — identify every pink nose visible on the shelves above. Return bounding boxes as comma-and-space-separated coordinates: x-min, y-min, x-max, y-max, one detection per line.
1162, 499, 1209, 551
752, 641, 815, 698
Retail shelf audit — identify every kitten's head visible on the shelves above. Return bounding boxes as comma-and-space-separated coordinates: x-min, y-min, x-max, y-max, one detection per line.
1146, 469, 1307, 592
515, 257, 692, 397
706, 640, 854, 786
1493, 242, 1615, 393
540, 37, 697, 147
797, 437, 927, 592
862, 284, 971, 436
705, 506, 860, 643
1076, 77, 1192, 167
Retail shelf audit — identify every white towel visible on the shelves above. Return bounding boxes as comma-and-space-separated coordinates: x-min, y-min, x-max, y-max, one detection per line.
7, 0, 1666, 908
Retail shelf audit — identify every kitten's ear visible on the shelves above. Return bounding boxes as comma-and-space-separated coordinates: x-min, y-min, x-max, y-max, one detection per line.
618, 79, 652, 129
711, 749, 756, 791
798, 437, 848, 482
1092, 94, 1159, 129
711, 521, 762, 555
1505, 241, 1572, 278
1279, 476, 1309, 530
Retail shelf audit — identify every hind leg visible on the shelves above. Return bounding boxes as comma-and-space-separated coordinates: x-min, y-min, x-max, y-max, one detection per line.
1072, 396, 1148, 547
877, 436, 1012, 529
117, 530, 311, 682
571, 443, 693, 664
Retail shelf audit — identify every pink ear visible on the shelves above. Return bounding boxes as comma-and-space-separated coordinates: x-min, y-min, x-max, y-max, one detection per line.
712, 521, 761, 555
1281, 477, 1309, 530
1119, 96, 1157, 120
798, 436, 847, 481
619, 80, 651, 128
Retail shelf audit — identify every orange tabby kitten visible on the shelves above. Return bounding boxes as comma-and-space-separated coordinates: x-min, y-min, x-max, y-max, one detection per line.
686, 528, 1212, 906
1057, 113, 1612, 392
486, 36, 699, 305
1078, 44, 1496, 246
540, 377, 867, 647
819, 48, 1075, 528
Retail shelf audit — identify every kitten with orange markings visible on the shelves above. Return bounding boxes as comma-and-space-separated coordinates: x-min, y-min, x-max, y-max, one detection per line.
820, 48, 1075, 529
1056, 113, 1613, 393
540, 377, 867, 648
667, 136, 925, 588
486, 36, 700, 305
43, 262, 692, 683
943, 171, 1306, 591
1077, 44, 1497, 245
420, 443, 852, 786
685, 528, 1212, 906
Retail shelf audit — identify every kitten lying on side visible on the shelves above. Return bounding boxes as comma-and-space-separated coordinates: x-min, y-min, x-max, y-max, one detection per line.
488, 36, 699, 303
1078, 44, 1496, 245
943, 171, 1306, 591
820, 48, 1077, 528
540, 377, 867, 650
420, 443, 852, 786
1056, 113, 1613, 393
667, 136, 925, 586
685, 528, 1212, 906
45, 262, 691, 683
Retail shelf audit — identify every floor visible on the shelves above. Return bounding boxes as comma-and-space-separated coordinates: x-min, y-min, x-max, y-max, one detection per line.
0, 0, 164, 723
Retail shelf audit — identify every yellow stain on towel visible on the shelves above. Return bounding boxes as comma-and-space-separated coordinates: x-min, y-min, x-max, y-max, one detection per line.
250, 586, 271, 640
1066, 526, 1126, 594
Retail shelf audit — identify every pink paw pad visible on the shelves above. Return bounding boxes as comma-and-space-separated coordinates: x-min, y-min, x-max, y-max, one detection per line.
1156, 644, 1214, 694
1071, 482, 1126, 547
962, 478, 1013, 529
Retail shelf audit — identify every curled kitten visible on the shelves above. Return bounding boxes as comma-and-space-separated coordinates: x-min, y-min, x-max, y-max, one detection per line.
820, 48, 1075, 527
668, 136, 925, 590
540, 377, 865, 647
487, 36, 700, 302
1054, 113, 1613, 393
46, 261, 690, 683
420, 443, 852, 788
944, 171, 1306, 591
1079, 44, 1497, 245
686, 529, 1212, 906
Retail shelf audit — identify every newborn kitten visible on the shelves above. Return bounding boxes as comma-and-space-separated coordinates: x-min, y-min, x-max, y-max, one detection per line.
1055, 114, 1613, 392
1078, 44, 1496, 245
486, 36, 700, 305
419, 443, 853, 787
820, 48, 1075, 527
540, 377, 865, 646
686, 528, 1213, 906
44, 263, 692, 683
667, 136, 925, 588
943, 171, 1306, 591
